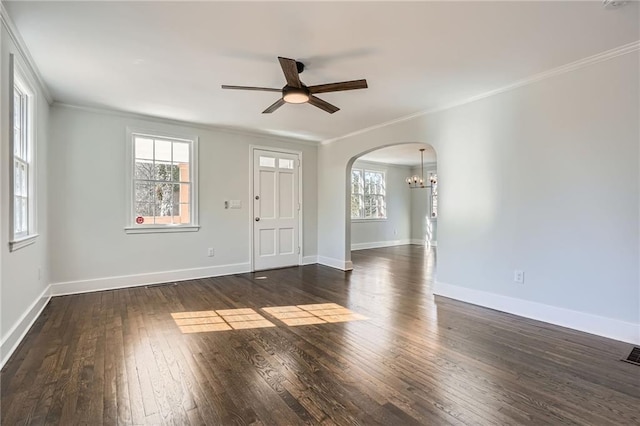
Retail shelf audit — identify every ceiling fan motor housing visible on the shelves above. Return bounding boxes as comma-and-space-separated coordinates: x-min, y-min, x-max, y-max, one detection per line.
283, 85, 309, 104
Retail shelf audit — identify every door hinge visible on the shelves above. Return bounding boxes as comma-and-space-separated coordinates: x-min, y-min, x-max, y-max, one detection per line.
298, 246, 301, 254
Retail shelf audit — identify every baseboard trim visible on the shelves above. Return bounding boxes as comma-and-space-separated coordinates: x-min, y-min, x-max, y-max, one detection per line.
302, 255, 318, 265
1, 285, 51, 368
434, 281, 640, 345
50, 262, 252, 296
317, 256, 353, 271
351, 239, 413, 251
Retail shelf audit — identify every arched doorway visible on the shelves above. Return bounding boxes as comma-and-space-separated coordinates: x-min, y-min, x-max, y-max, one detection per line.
345, 142, 437, 267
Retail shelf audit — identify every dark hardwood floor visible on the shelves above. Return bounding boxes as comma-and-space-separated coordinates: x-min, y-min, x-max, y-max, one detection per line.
2, 245, 639, 425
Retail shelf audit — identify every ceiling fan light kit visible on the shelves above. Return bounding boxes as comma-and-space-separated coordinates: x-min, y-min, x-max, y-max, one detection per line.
282, 86, 309, 104
222, 56, 368, 114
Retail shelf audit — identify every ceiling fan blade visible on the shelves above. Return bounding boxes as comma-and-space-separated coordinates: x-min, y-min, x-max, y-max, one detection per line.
262, 98, 286, 114
308, 79, 368, 94
308, 95, 340, 114
278, 57, 302, 88
221, 85, 281, 92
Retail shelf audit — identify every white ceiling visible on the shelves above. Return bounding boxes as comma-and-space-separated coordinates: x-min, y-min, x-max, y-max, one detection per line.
358, 143, 436, 167
5, 1, 639, 143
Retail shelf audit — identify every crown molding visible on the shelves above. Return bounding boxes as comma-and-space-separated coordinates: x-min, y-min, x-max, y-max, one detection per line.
0, 2, 53, 104
322, 40, 640, 145
52, 102, 320, 146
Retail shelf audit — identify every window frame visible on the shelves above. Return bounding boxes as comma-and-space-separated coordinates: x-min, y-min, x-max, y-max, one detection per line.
351, 167, 388, 221
9, 55, 38, 251
125, 127, 199, 234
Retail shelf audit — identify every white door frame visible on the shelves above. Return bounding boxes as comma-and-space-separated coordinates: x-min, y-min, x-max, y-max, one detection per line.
250, 145, 303, 271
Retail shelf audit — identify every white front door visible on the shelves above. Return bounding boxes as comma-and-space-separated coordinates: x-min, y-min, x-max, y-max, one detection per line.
253, 149, 300, 271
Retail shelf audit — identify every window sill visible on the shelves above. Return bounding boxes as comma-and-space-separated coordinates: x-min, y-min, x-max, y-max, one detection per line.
10, 234, 39, 252
352, 218, 388, 223
125, 225, 200, 234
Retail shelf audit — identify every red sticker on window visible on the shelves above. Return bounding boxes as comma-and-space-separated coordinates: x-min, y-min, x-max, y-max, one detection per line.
136, 216, 144, 224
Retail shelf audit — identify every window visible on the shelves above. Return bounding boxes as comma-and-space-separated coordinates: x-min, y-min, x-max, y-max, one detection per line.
10, 56, 37, 251
430, 172, 438, 218
351, 168, 387, 220
126, 130, 198, 233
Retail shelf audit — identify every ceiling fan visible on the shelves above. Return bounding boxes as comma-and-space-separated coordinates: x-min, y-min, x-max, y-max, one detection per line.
221, 57, 368, 114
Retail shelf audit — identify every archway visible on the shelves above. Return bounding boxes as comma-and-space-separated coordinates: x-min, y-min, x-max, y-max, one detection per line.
344, 142, 438, 267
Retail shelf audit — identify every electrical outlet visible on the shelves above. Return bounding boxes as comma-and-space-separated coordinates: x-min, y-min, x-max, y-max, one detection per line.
514, 270, 524, 283
207, 248, 215, 257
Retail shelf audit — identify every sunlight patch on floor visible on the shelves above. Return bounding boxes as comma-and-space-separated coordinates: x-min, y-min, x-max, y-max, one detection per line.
171, 309, 275, 333
263, 303, 367, 326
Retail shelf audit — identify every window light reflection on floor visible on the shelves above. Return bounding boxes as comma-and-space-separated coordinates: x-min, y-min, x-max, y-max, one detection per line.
171, 304, 367, 334
171, 308, 275, 334
262, 303, 367, 326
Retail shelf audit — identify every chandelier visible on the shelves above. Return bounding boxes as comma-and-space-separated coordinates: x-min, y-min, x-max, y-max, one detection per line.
405, 148, 436, 189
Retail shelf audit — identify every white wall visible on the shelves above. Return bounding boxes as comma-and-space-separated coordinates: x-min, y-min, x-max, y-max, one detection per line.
350, 160, 412, 250
317, 51, 639, 343
48, 105, 317, 292
1, 21, 51, 365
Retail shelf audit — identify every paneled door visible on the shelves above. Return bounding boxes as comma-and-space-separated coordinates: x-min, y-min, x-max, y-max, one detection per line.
253, 149, 300, 270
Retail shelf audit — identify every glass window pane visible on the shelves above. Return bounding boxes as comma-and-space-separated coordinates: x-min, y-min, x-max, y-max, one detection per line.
134, 137, 154, 160
154, 163, 178, 181
135, 160, 154, 180
135, 203, 154, 218
135, 183, 155, 204
13, 127, 22, 158
13, 91, 21, 129
260, 156, 276, 167
173, 142, 189, 163
177, 203, 190, 224
155, 183, 174, 217
351, 195, 362, 219
154, 139, 172, 163
14, 162, 22, 196
279, 158, 294, 169
20, 163, 27, 195
176, 163, 190, 183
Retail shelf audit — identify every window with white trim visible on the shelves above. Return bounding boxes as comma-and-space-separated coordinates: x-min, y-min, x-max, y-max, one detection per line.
126, 131, 198, 233
351, 168, 387, 220
10, 57, 37, 251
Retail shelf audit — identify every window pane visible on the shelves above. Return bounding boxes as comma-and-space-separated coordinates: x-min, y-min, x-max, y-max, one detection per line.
176, 162, 190, 183
154, 163, 178, 181
134, 137, 154, 160
135, 183, 155, 204
13, 91, 21, 130
279, 158, 294, 169
13, 127, 22, 158
135, 160, 154, 180
154, 139, 172, 163
260, 156, 276, 167
173, 142, 189, 163
177, 203, 190, 224
155, 183, 174, 217
14, 161, 22, 196
14, 197, 22, 233
351, 169, 363, 194
351, 195, 362, 219
135, 202, 153, 218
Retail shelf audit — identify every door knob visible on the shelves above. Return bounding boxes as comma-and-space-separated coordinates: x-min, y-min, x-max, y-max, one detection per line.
255, 217, 260, 222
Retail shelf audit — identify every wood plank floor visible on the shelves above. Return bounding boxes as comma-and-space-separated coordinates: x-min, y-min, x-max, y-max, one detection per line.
2, 245, 639, 425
